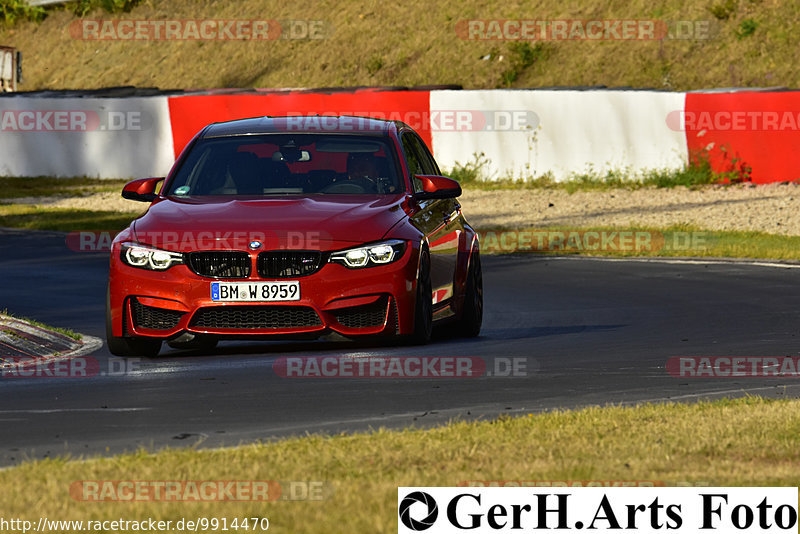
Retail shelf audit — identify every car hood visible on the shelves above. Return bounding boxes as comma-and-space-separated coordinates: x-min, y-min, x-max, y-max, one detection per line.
132, 195, 409, 252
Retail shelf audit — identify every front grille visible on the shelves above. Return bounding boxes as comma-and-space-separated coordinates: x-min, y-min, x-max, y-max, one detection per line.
131, 299, 185, 330
333, 297, 389, 329
257, 250, 322, 278
190, 306, 322, 329
188, 251, 251, 279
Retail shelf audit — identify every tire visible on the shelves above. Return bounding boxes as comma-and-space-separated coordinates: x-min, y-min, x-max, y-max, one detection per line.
410, 248, 433, 344
456, 252, 483, 337
106, 288, 162, 358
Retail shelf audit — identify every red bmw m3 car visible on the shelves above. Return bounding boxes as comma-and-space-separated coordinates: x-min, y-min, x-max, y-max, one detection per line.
106, 115, 482, 357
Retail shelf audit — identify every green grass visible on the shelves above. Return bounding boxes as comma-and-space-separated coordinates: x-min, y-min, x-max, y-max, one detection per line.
450, 153, 753, 193
0, 397, 797, 533
0, 177, 128, 199
1, 0, 799, 91
0, 0, 45, 25
1, 327, 25, 340
1, 311, 82, 340
478, 225, 800, 261
1, 0, 140, 25
0, 204, 139, 232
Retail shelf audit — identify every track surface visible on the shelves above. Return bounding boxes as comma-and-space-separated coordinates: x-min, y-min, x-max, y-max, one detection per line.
2, 228, 800, 466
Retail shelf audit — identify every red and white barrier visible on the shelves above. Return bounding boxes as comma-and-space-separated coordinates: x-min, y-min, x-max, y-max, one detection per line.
1, 88, 798, 183
165, 89, 433, 159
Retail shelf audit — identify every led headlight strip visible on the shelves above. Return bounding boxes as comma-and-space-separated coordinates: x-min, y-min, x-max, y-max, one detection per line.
329, 240, 405, 268
121, 243, 184, 271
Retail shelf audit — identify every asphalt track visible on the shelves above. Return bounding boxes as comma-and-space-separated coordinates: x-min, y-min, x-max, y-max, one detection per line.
2, 228, 800, 466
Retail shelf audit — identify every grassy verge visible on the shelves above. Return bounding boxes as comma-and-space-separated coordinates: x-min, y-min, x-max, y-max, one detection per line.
0, 397, 796, 533
0, 177, 129, 199
449, 154, 756, 193
0, 0, 793, 91
459, 172, 726, 193
0, 204, 139, 232
1, 311, 82, 340
479, 225, 800, 261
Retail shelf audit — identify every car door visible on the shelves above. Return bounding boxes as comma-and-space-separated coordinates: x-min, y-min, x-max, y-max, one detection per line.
401, 131, 460, 312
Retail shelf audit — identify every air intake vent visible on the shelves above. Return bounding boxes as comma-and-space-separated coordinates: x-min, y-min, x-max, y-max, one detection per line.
131, 299, 184, 330
190, 306, 322, 329
333, 297, 389, 329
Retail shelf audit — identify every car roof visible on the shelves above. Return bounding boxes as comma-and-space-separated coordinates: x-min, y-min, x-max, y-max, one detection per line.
201, 115, 404, 138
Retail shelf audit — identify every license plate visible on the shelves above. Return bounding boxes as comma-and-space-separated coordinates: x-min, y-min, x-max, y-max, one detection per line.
211, 281, 300, 302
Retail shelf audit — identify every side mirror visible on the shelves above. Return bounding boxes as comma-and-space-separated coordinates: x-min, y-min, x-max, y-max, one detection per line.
122, 177, 163, 202
414, 175, 462, 200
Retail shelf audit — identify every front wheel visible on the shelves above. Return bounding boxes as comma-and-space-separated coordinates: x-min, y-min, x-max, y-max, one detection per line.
410, 249, 433, 344
106, 288, 162, 358
455, 252, 483, 337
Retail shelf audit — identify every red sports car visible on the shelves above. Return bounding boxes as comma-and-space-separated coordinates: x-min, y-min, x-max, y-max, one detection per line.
106, 115, 482, 357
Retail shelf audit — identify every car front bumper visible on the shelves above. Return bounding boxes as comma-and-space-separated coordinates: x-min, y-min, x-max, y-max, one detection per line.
108, 243, 420, 340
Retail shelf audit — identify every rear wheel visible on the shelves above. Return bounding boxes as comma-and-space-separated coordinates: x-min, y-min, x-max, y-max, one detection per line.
106, 288, 162, 358
410, 249, 433, 344
455, 252, 483, 337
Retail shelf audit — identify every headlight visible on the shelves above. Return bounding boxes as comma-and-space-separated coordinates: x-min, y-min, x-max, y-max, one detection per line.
121, 243, 184, 271
329, 240, 405, 268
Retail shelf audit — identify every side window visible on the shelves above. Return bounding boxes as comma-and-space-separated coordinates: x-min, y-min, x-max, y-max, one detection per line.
413, 134, 440, 176
401, 132, 426, 193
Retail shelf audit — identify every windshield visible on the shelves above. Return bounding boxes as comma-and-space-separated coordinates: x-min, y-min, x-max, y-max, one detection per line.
166, 134, 403, 196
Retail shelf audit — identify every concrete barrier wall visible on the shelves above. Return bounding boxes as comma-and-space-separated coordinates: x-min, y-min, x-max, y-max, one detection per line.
0, 97, 174, 178
430, 90, 688, 180
1, 88, 797, 183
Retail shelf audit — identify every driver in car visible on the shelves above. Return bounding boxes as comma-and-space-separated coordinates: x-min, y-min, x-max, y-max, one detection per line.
346, 152, 395, 193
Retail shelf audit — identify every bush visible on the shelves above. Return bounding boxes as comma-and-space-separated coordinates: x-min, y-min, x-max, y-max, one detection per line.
708, 0, 737, 20
0, 0, 142, 26
736, 19, 758, 39
0, 0, 45, 25
445, 153, 491, 184
73, 0, 142, 17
